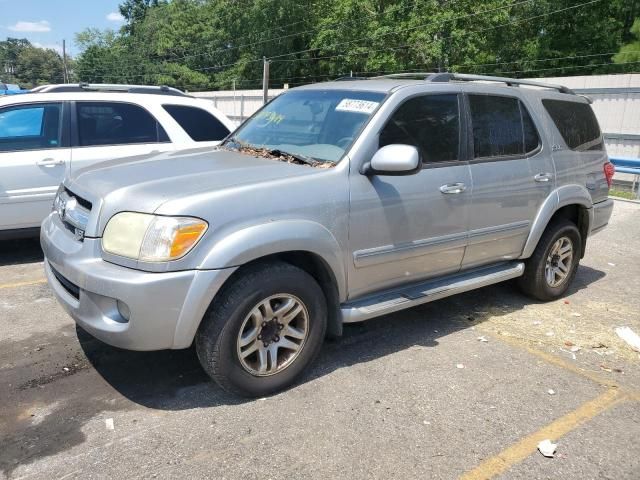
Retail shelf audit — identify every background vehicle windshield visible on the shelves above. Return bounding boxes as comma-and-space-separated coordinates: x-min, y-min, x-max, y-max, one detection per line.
228, 89, 385, 163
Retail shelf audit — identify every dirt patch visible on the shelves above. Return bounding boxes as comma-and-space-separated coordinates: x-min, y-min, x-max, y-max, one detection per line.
17, 352, 90, 390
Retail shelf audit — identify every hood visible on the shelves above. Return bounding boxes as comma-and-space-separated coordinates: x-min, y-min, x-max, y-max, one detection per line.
67, 147, 319, 211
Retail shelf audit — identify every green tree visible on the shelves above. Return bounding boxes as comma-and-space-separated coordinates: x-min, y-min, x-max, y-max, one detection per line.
614, 18, 640, 65
15, 47, 65, 87
1, 38, 65, 87
71, 0, 640, 91
119, 0, 163, 35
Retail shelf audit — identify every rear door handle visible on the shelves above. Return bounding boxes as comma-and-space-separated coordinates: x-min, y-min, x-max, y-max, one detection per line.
439, 183, 467, 194
37, 158, 64, 167
534, 173, 552, 183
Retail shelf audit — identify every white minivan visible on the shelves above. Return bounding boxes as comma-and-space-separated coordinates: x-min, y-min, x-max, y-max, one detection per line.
0, 84, 235, 238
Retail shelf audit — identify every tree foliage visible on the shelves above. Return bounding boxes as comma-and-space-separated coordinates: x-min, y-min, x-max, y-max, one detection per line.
71, 0, 639, 91
614, 18, 640, 64
0, 38, 67, 88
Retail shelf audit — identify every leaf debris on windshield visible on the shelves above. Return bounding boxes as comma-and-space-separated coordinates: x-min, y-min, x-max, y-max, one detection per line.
224, 144, 334, 169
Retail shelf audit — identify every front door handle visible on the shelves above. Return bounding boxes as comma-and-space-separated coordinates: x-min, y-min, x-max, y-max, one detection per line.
37, 158, 64, 168
534, 173, 552, 183
439, 183, 467, 194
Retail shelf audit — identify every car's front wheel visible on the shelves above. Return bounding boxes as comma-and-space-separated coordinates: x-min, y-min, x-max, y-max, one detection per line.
196, 261, 327, 397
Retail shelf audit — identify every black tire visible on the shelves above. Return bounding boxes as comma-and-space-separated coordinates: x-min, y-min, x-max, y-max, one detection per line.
195, 261, 327, 397
518, 218, 582, 301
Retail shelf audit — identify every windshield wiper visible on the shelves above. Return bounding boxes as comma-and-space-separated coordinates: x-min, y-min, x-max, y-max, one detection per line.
268, 148, 335, 168
269, 148, 324, 167
221, 135, 242, 148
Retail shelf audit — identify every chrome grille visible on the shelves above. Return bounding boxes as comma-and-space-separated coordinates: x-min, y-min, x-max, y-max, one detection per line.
54, 188, 92, 241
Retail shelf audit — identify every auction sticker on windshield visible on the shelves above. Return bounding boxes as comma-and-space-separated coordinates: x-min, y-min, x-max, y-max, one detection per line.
335, 99, 380, 114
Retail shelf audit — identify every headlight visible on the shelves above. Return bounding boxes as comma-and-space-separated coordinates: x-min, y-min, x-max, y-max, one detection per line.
102, 212, 208, 262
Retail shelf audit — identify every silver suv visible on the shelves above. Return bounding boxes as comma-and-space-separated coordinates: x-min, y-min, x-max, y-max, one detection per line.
41, 73, 614, 397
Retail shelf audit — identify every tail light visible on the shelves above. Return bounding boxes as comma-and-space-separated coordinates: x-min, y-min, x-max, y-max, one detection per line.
604, 162, 615, 188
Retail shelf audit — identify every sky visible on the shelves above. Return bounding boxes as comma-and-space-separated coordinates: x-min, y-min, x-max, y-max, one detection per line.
0, 0, 126, 55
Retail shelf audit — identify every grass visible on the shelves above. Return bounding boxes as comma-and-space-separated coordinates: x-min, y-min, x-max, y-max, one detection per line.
609, 189, 638, 200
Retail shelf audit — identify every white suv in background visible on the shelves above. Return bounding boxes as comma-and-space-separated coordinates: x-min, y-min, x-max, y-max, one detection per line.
0, 84, 235, 238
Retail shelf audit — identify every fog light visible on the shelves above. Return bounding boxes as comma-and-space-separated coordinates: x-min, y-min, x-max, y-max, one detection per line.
117, 300, 131, 322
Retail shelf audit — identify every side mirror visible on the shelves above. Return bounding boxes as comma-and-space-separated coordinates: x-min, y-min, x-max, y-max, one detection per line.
361, 144, 420, 176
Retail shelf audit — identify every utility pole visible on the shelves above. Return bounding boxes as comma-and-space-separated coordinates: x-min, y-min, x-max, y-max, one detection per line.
62, 39, 69, 83
262, 56, 270, 104
232, 79, 236, 120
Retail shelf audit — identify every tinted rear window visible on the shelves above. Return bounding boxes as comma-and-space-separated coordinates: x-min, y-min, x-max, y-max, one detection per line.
77, 102, 167, 147
163, 104, 230, 142
469, 95, 540, 158
542, 99, 602, 151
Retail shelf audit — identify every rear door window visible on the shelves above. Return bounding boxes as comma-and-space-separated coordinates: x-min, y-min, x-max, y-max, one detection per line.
76, 102, 168, 147
0, 103, 63, 152
162, 104, 230, 141
469, 95, 540, 158
380, 94, 460, 163
542, 99, 602, 151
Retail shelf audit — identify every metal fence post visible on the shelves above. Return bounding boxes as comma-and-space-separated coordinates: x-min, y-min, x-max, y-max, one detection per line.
262, 56, 270, 105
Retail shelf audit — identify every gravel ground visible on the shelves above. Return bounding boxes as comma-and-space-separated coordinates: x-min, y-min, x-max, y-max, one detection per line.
1, 199, 639, 480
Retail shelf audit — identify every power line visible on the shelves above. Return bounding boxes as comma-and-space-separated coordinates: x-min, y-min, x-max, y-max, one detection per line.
481, 59, 640, 76
137, 0, 439, 63
266, 0, 543, 61
75, 0, 437, 72
235, 50, 640, 86
75, 0, 542, 78
74, 0, 610, 85
271, 0, 603, 64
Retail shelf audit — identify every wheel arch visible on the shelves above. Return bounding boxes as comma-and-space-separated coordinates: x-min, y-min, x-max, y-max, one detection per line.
212, 251, 343, 338
193, 221, 346, 339
521, 185, 593, 259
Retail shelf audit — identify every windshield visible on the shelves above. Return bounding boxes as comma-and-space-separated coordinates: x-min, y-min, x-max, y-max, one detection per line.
224, 89, 386, 163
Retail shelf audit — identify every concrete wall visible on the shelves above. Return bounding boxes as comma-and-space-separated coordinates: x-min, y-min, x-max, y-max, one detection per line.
193, 89, 285, 126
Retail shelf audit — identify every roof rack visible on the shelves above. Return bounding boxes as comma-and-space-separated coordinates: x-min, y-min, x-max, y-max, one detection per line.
31, 83, 189, 97
371, 72, 575, 95
334, 76, 370, 81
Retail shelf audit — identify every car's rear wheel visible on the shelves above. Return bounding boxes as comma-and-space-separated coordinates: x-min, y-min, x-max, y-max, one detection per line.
196, 261, 327, 397
518, 218, 581, 301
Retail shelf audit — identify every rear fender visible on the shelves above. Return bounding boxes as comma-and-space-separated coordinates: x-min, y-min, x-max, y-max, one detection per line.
520, 185, 593, 259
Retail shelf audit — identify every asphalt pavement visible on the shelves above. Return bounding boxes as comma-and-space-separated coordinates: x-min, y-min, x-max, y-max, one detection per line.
1, 200, 639, 480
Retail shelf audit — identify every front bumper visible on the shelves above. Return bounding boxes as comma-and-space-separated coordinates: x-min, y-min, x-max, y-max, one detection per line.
41, 213, 236, 350
590, 198, 614, 235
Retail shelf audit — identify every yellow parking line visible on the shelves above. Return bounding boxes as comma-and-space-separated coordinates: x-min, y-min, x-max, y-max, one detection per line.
0, 278, 47, 289
459, 388, 625, 480
489, 333, 620, 389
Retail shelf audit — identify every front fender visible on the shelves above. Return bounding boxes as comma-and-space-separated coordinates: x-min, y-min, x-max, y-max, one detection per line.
199, 220, 347, 300
520, 185, 593, 259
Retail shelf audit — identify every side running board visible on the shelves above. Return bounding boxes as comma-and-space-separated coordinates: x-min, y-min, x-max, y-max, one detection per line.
341, 262, 524, 323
